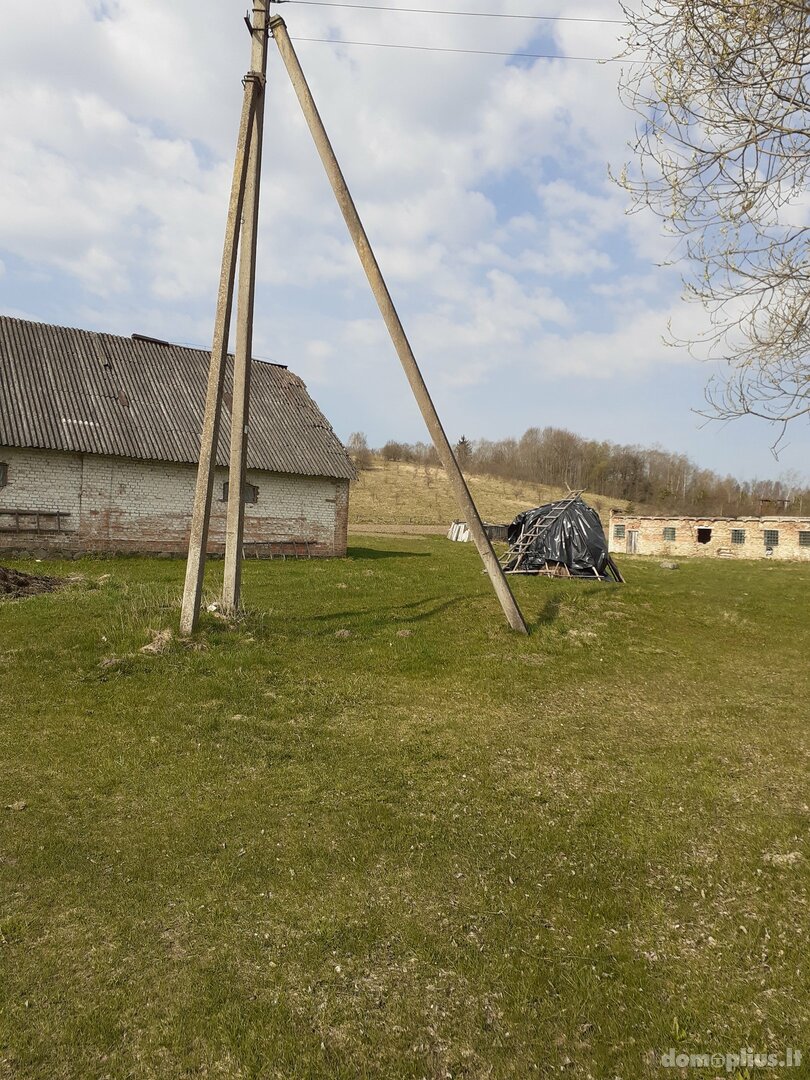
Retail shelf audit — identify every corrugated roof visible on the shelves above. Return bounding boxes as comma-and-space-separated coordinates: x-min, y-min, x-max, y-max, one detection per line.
0, 317, 355, 481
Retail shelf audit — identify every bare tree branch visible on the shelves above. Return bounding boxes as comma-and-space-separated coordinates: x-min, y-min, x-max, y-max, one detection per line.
617, 0, 810, 433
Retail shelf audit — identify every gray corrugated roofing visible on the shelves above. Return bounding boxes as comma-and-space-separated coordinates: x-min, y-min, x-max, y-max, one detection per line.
0, 317, 355, 480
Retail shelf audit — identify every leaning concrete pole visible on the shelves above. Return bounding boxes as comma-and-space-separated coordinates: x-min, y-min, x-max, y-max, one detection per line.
180, 73, 261, 635
222, 0, 269, 613
268, 17, 528, 634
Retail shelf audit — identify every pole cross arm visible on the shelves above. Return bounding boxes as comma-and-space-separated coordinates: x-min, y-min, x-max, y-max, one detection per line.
242, 71, 267, 89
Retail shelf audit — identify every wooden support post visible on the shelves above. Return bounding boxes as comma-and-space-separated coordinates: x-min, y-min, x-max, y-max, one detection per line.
222, 0, 270, 613
180, 70, 260, 636
268, 17, 528, 634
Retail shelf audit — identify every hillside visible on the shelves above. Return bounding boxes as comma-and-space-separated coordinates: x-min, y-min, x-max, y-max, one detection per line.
348, 456, 627, 528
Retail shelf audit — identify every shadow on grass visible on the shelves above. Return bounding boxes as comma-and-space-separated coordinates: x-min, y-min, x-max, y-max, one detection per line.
532, 595, 563, 626
309, 593, 474, 630
347, 546, 430, 560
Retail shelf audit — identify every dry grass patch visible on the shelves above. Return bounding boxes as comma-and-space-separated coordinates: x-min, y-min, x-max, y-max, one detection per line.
349, 456, 626, 527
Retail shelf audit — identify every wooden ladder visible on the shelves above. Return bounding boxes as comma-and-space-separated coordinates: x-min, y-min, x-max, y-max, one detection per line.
500, 491, 584, 574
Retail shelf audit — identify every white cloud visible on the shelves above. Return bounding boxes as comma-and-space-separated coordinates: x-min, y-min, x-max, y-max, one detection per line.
1, 0, 804, 478
535, 307, 697, 379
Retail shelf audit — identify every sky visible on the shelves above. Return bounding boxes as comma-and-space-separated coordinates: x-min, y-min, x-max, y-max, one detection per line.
0, 0, 808, 484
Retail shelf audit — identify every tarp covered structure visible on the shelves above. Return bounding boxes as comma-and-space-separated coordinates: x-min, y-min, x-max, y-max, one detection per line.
503, 496, 623, 581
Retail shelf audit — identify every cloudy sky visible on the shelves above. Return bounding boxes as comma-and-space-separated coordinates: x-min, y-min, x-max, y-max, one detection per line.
1, 0, 808, 482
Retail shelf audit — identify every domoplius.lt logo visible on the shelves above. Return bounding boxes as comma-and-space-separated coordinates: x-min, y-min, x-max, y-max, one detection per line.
657, 1046, 802, 1072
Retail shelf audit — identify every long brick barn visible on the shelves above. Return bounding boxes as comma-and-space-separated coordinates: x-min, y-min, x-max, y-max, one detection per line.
608, 511, 810, 561
0, 317, 354, 558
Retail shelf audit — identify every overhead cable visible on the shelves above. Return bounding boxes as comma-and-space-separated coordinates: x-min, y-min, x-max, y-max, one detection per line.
289, 35, 635, 62
276, 1, 626, 26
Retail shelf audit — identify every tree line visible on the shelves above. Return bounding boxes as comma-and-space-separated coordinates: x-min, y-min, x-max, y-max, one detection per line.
347, 429, 809, 517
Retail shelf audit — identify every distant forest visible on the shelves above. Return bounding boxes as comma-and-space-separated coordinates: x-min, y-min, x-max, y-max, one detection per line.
350, 428, 810, 518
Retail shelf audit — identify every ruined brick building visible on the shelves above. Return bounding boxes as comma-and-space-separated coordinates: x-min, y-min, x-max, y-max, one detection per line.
608, 511, 810, 561
0, 317, 354, 557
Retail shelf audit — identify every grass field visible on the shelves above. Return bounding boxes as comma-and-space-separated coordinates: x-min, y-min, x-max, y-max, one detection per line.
348, 458, 626, 527
1, 541, 809, 1079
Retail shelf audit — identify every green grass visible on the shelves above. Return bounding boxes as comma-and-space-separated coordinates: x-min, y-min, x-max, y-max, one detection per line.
1, 542, 809, 1079
348, 457, 627, 526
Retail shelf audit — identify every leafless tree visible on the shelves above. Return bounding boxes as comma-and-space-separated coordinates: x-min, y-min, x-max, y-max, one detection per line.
347, 431, 372, 471
617, 0, 810, 438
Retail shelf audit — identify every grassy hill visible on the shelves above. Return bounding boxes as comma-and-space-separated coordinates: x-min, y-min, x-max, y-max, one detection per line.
349, 456, 627, 528
2, 543, 809, 1077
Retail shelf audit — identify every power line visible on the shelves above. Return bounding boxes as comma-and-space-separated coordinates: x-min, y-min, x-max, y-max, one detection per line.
289, 35, 636, 62
275, 1, 626, 26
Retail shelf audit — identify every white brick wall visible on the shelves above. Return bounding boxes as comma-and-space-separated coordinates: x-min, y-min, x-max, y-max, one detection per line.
0, 448, 82, 517
608, 511, 810, 561
0, 446, 348, 556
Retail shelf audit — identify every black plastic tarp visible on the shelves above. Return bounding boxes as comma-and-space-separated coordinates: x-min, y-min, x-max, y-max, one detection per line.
504, 497, 616, 579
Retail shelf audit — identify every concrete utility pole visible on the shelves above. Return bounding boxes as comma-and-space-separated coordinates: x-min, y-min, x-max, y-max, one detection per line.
222, 0, 269, 612
181, 7, 527, 636
268, 16, 528, 634
180, 5, 268, 636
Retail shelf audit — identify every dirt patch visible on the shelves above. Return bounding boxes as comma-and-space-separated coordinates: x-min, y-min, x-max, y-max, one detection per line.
348, 524, 446, 536
0, 566, 63, 599
140, 628, 173, 655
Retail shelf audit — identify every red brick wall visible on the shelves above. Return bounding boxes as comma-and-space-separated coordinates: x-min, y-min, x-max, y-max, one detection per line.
333, 478, 349, 557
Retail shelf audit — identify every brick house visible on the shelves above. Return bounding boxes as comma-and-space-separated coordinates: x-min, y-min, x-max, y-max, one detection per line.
0, 317, 354, 557
608, 512, 810, 561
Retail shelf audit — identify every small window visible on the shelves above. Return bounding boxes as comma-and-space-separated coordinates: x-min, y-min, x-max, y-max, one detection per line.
800, 531, 810, 547
696, 527, 712, 545
613, 525, 625, 540
731, 529, 746, 545
763, 529, 779, 547
662, 527, 676, 541
222, 481, 259, 504
0, 463, 7, 489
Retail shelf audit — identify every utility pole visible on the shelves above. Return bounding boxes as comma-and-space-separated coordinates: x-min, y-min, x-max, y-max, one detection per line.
267, 16, 528, 634
181, 8, 527, 637
223, 0, 269, 612
180, 4, 268, 636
